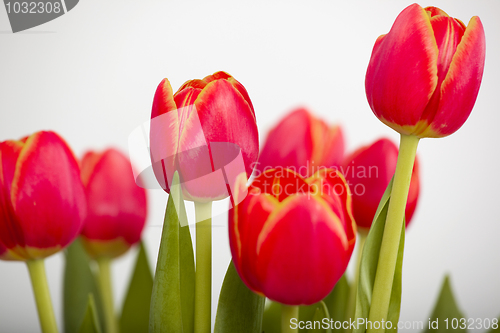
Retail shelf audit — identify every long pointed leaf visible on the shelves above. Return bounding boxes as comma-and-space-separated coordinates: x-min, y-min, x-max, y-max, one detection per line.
308, 301, 332, 333
79, 294, 102, 333
63, 238, 104, 333
119, 242, 153, 333
423, 275, 466, 333
214, 260, 265, 333
149, 171, 195, 333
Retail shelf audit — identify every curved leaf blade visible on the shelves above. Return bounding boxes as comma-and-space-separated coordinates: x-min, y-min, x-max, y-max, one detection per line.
214, 260, 265, 333
119, 242, 153, 333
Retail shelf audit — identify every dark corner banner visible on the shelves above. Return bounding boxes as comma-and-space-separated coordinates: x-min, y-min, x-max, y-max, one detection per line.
3, 0, 79, 33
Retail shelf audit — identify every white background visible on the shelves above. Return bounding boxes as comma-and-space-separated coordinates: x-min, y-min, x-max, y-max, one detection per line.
1, 0, 499, 332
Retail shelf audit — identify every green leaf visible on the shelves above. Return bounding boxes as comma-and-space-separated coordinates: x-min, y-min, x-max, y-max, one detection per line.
119, 242, 153, 333
424, 275, 467, 333
150, 171, 195, 333
308, 301, 332, 333
214, 260, 265, 333
354, 178, 405, 333
63, 238, 104, 333
79, 294, 102, 333
324, 274, 350, 325
262, 300, 281, 333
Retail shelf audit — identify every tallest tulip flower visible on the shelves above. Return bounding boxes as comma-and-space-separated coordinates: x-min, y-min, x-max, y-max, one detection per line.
150, 71, 258, 333
366, 4, 485, 138
363, 5, 485, 333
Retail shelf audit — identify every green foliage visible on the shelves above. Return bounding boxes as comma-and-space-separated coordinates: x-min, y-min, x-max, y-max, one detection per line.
149, 171, 195, 333
214, 260, 265, 333
354, 178, 404, 333
424, 275, 466, 333
78, 294, 102, 333
63, 238, 104, 333
119, 242, 153, 333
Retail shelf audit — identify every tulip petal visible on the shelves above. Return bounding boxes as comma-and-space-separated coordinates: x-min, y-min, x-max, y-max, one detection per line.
10, 132, 86, 256
229, 173, 277, 293
81, 149, 147, 248
151, 78, 177, 119
320, 125, 345, 169
195, 79, 259, 178
308, 169, 356, 257
0, 141, 26, 251
256, 195, 348, 305
426, 16, 486, 137
424, 6, 449, 18
257, 108, 316, 178
365, 4, 439, 132
251, 168, 310, 202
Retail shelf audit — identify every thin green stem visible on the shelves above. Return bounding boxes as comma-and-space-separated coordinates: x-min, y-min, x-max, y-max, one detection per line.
97, 257, 118, 333
346, 230, 367, 326
281, 304, 299, 333
27, 259, 58, 333
367, 134, 419, 333
194, 201, 212, 333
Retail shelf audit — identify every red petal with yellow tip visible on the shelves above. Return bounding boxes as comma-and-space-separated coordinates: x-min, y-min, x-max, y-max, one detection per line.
365, 3, 438, 130
424, 6, 449, 17
0, 141, 25, 250
255, 195, 348, 305
257, 108, 316, 178
151, 78, 177, 119
11, 132, 86, 254
429, 16, 486, 137
251, 168, 310, 201
195, 79, 259, 178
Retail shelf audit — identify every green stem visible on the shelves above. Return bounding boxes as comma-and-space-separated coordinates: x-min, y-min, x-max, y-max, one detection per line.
281, 304, 299, 333
97, 257, 118, 333
346, 230, 367, 326
367, 134, 419, 333
194, 201, 212, 333
27, 259, 58, 333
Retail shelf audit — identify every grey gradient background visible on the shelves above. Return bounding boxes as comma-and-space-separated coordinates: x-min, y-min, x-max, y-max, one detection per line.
1, 0, 499, 332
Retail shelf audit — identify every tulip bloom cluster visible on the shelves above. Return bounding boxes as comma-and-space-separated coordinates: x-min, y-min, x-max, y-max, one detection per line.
365, 4, 485, 138
229, 168, 356, 305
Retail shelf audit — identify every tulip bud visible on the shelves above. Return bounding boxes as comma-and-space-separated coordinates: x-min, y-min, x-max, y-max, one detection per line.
0, 131, 86, 261
150, 71, 259, 202
80, 148, 147, 259
257, 108, 344, 178
343, 138, 420, 229
365, 4, 485, 138
229, 168, 356, 305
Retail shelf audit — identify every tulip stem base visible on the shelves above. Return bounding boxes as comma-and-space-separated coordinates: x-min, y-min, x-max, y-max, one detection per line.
346, 230, 367, 326
27, 259, 58, 333
281, 304, 298, 333
194, 201, 212, 333
97, 257, 118, 333
367, 134, 419, 333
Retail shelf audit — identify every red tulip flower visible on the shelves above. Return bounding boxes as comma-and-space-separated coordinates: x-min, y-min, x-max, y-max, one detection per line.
229, 168, 356, 305
150, 71, 259, 202
365, 4, 485, 138
0, 131, 86, 261
257, 108, 344, 178
80, 148, 147, 259
343, 138, 420, 229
